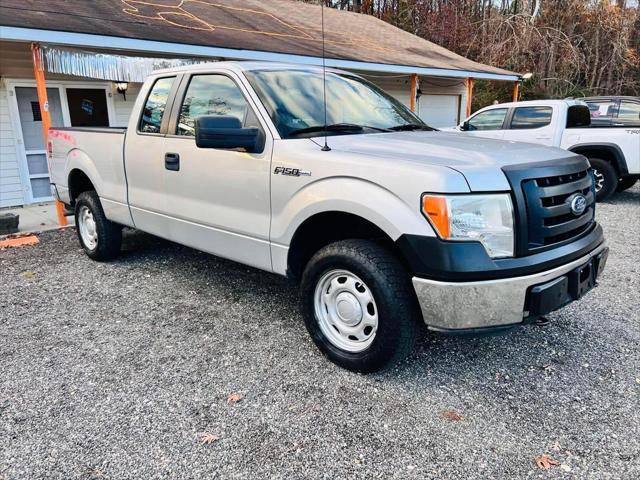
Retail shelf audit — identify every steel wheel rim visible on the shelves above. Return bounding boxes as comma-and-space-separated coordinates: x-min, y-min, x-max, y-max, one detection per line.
78, 205, 98, 250
592, 168, 604, 192
313, 269, 379, 353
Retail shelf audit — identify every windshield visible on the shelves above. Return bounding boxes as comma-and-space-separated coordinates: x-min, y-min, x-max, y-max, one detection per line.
244, 69, 429, 139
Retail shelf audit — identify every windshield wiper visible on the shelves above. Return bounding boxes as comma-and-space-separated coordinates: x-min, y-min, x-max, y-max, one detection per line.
389, 123, 436, 131
289, 123, 390, 137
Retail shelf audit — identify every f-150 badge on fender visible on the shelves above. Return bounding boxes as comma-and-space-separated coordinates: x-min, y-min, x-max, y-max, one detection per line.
274, 166, 311, 177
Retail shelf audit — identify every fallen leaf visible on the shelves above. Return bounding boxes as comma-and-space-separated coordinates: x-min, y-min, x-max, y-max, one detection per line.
227, 393, 243, 404
535, 454, 560, 469
20, 271, 35, 279
440, 410, 463, 422
199, 432, 221, 444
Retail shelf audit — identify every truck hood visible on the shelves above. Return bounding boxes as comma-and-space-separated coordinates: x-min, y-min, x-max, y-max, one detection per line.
319, 131, 573, 191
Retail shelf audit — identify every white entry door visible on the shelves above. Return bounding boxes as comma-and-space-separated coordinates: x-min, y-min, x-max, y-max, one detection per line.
418, 94, 460, 128
14, 86, 66, 201
7, 81, 114, 204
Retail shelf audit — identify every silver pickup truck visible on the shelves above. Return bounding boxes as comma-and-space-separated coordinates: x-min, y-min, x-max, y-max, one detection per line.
49, 62, 608, 372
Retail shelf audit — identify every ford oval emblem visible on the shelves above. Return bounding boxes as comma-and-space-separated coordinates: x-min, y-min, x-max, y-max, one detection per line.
569, 193, 587, 216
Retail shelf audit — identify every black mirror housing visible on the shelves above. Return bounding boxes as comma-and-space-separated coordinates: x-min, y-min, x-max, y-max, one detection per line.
461, 120, 470, 131
195, 115, 264, 152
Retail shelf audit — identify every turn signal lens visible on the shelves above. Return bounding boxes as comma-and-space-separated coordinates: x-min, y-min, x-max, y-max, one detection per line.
422, 195, 450, 238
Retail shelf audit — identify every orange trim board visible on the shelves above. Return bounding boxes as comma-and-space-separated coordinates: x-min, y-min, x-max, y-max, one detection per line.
0, 235, 40, 249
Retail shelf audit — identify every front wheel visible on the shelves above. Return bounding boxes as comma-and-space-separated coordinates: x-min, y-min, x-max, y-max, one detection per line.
74, 191, 122, 261
616, 176, 638, 192
589, 158, 617, 202
300, 240, 420, 373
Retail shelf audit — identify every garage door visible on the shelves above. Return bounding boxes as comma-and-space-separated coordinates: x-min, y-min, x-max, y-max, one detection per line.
418, 94, 460, 128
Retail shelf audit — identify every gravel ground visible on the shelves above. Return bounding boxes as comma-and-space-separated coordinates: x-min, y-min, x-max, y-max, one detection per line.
1, 186, 639, 480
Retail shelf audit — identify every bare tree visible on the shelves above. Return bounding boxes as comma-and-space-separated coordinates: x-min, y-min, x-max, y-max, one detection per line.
308, 0, 640, 98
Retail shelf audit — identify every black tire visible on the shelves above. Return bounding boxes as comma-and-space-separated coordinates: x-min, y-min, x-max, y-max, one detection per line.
300, 239, 420, 373
74, 191, 122, 261
616, 176, 638, 193
589, 158, 617, 201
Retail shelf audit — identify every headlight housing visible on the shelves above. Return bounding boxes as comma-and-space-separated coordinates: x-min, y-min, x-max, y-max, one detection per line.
422, 193, 514, 258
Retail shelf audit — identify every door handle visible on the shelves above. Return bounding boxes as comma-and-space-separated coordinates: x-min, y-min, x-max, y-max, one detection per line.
165, 152, 180, 171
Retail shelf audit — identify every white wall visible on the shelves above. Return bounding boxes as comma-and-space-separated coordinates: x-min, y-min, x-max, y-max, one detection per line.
111, 82, 142, 127
0, 83, 25, 208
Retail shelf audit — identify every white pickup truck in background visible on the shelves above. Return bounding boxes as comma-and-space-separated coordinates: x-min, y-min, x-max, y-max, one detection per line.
448, 99, 640, 200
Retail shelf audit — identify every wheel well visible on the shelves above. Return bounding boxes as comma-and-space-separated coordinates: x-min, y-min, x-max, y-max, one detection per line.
68, 169, 95, 204
287, 212, 404, 281
570, 146, 624, 177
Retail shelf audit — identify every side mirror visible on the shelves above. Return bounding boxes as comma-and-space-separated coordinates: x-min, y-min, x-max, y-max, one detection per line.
195, 115, 264, 153
461, 120, 470, 131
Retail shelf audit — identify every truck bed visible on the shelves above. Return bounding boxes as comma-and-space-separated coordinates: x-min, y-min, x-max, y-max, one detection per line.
49, 126, 129, 223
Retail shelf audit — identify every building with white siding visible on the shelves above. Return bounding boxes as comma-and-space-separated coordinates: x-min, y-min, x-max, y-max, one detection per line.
0, 0, 518, 208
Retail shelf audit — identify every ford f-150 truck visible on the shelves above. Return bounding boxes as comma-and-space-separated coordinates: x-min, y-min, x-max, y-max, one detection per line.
49, 62, 608, 372
447, 99, 640, 201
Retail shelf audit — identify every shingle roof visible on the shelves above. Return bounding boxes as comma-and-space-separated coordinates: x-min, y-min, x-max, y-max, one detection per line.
0, 0, 517, 78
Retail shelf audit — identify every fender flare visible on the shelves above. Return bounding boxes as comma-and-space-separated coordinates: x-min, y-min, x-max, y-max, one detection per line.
271, 176, 433, 247
66, 149, 104, 199
567, 142, 628, 176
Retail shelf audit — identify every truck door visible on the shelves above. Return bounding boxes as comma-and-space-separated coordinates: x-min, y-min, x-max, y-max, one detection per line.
160, 72, 272, 271
124, 75, 179, 238
503, 105, 554, 145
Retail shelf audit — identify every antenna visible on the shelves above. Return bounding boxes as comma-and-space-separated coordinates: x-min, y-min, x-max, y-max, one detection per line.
320, 1, 331, 151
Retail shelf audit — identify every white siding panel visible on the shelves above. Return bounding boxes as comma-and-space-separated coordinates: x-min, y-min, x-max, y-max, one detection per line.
112, 83, 141, 127
0, 86, 25, 207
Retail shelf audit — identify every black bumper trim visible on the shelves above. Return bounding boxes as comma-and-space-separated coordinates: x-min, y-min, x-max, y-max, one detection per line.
396, 223, 604, 282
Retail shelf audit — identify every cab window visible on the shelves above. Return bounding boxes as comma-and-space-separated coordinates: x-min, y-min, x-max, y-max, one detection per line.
176, 74, 259, 136
467, 108, 507, 130
510, 106, 552, 129
139, 77, 175, 133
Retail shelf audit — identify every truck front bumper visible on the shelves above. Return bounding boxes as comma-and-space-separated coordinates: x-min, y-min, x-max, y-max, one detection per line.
412, 241, 608, 332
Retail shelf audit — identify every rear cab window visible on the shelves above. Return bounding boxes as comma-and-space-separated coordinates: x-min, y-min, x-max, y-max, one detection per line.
566, 105, 591, 128
509, 106, 552, 129
139, 76, 176, 134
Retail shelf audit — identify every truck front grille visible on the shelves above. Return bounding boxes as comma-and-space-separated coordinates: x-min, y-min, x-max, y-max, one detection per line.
502, 156, 596, 256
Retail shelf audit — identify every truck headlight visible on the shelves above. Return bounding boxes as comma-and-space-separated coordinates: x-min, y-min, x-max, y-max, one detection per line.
422, 194, 514, 258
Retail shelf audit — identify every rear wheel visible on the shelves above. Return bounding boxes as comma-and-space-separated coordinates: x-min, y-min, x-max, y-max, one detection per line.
589, 158, 617, 201
616, 176, 638, 193
300, 239, 420, 373
74, 191, 122, 261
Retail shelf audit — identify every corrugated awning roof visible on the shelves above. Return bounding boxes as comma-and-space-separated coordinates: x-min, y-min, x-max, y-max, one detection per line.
0, 0, 518, 79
